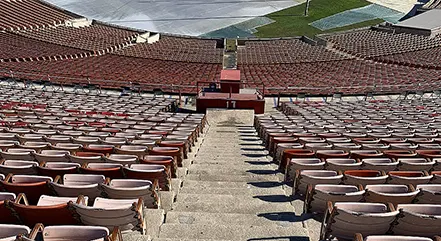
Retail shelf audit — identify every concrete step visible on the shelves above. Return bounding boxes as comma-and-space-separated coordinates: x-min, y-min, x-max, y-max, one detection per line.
185, 173, 279, 182
180, 186, 284, 195
173, 193, 293, 214
159, 223, 309, 240
182, 180, 284, 189
165, 211, 299, 227
189, 163, 277, 171
188, 168, 278, 176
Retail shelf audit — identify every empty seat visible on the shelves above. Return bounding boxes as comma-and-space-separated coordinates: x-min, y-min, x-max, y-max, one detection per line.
0, 224, 30, 240
0, 175, 53, 204
344, 170, 388, 187
415, 184, 441, 204
397, 158, 435, 171
141, 155, 176, 178
351, 150, 384, 159
19, 225, 114, 241
34, 150, 69, 163
0, 160, 38, 175
69, 197, 146, 233
0, 148, 35, 161
280, 149, 315, 171
101, 179, 159, 208
18, 142, 50, 152
149, 147, 181, 167
316, 150, 349, 159
388, 171, 432, 186
365, 184, 419, 205
50, 174, 105, 201
392, 204, 441, 237
79, 163, 124, 179
124, 164, 171, 191
104, 154, 138, 165
68, 152, 104, 165
326, 158, 362, 171
293, 170, 343, 196
362, 158, 399, 172
37, 162, 80, 179
83, 145, 114, 155
52, 143, 83, 153
286, 158, 325, 182
304, 184, 364, 213
7, 194, 85, 227
320, 202, 398, 240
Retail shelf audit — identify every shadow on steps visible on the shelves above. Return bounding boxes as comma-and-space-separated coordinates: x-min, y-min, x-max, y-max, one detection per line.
246, 169, 279, 175
253, 194, 292, 203
257, 212, 310, 223
248, 236, 310, 241
248, 181, 283, 188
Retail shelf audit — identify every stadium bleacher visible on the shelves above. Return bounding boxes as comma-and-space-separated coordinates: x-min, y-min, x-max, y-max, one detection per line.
0, 85, 207, 240
1, 0, 441, 239
256, 99, 441, 240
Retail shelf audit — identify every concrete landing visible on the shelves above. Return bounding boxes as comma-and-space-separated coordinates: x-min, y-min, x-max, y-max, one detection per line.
155, 112, 309, 241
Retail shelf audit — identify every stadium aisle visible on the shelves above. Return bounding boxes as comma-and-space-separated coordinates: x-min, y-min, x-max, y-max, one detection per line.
156, 112, 309, 240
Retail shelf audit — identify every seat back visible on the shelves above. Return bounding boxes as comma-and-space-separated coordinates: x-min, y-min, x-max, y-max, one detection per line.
80, 163, 124, 179
0, 224, 30, 240
0, 160, 38, 175
70, 197, 145, 233
42, 225, 110, 241
321, 202, 398, 240
102, 179, 158, 208
393, 204, 441, 237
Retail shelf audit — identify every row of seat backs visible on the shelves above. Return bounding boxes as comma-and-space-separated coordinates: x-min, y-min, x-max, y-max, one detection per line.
1, 223, 122, 241
0, 173, 161, 206
304, 183, 441, 213
321, 202, 441, 240
0, 192, 145, 234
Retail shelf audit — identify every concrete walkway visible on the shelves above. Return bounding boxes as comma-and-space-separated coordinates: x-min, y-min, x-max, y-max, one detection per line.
155, 111, 309, 241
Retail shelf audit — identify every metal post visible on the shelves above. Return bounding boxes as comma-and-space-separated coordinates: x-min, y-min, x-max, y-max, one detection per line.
305, 0, 311, 16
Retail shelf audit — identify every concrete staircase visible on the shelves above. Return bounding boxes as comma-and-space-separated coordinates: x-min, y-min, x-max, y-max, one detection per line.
155, 110, 310, 241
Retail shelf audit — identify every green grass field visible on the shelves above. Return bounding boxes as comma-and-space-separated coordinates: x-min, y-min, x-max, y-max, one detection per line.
255, 0, 384, 38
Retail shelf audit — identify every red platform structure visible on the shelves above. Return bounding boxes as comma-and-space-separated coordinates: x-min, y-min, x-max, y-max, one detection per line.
196, 70, 265, 114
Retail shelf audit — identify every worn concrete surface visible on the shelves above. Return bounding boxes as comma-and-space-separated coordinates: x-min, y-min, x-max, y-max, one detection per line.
155, 110, 309, 241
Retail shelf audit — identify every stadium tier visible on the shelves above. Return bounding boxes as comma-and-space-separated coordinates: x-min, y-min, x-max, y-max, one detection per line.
0, 0, 441, 97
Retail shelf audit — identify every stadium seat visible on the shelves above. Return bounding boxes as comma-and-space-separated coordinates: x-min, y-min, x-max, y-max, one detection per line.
304, 184, 364, 213
320, 202, 398, 240
293, 170, 343, 195
49, 174, 105, 201
124, 164, 171, 191
392, 204, 441, 237
0, 160, 38, 175
286, 158, 325, 182
364, 184, 419, 205
415, 184, 441, 204
79, 163, 124, 179
100, 179, 159, 208
69, 197, 145, 233
17, 224, 120, 241
0, 175, 53, 204
0, 224, 31, 241
6, 194, 85, 227
37, 162, 80, 179
343, 170, 388, 187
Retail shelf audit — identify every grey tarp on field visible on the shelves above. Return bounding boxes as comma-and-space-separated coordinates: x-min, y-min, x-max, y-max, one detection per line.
45, 0, 299, 36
